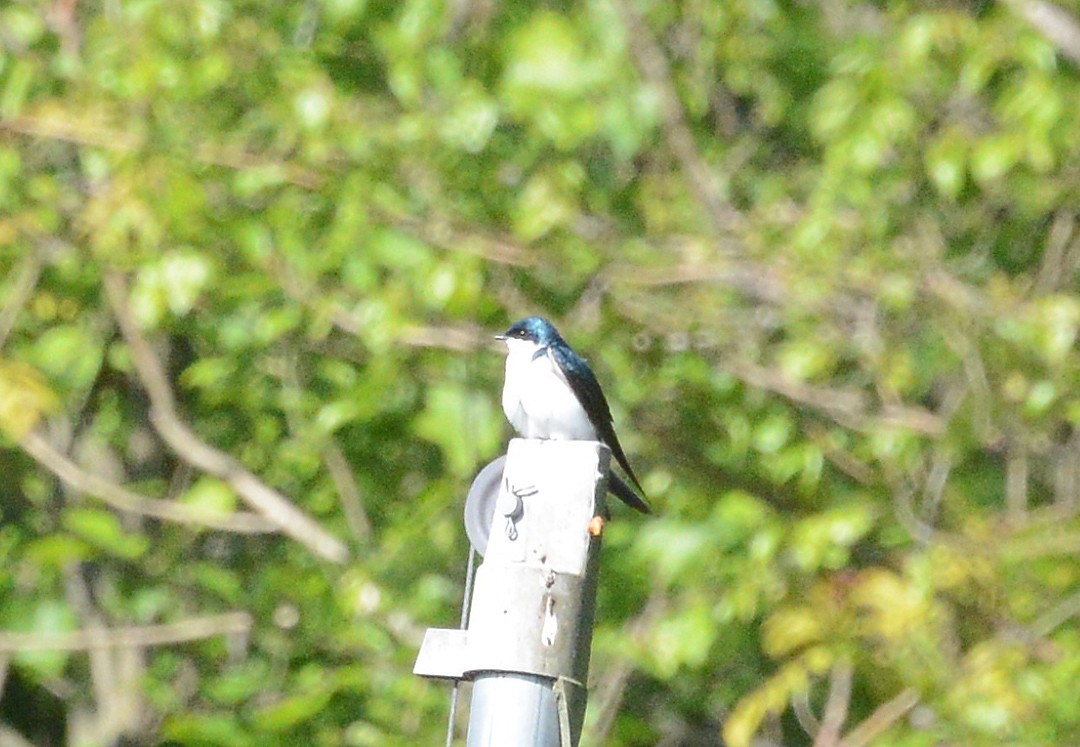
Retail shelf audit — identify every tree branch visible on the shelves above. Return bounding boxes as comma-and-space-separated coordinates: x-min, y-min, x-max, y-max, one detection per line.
1000, 0, 1080, 65
1031, 588, 1080, 637
275, 352, 373, 545
399, 324, 490, 352
604, 260, 789, 307
323, 437, 372, 543
838, 688, 919, 747
792, 688, 821, 738
586, 590, 669, 744
20, 430, 279, 534
0, 115, 322, 189
0, 254, 43, 352
813, 659, 853, 747
392, 214, 537, 268
0, 612, 252, 653
894, 482, 936, 546
1006, 438, 1030, 521
101, 269, 348, 563
612, 0, 745, 236
259, 248, 492, 352
728, 360, 945, 437
806, 424, 876, 485
0, 724, 36, 747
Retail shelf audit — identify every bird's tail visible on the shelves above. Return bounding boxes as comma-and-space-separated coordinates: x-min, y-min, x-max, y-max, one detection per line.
608, 472, 650, 514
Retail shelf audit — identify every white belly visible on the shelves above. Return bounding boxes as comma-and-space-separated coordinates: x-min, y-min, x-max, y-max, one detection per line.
501, 340, 596, 440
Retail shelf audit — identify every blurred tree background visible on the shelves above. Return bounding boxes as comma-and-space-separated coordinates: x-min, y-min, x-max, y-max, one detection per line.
3, 0, 1080, 744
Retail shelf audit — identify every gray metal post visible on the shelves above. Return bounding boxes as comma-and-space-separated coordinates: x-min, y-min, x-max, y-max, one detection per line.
414, 439, 610, 747
466, 674, 560, 746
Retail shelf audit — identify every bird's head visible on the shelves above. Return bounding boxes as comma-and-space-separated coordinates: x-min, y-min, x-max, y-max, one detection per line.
496, 316, 561, 347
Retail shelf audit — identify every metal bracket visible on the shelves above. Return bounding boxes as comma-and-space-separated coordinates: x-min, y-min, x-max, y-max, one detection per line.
414, 439, 611, 747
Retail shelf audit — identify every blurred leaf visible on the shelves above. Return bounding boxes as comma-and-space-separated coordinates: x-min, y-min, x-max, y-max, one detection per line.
22, 534, 92, 567
25, 325, 104, 395
788, 504, 876, 571
179, 476, 238, 514
0, 359, 59, 439
205, 660, 273, 706
62, 507, 150, 560
761, 606, 824, 658
926, 128, 968, 200
254, 687, 333, 732
724, 648, 834, 747
162, 712, 254, 747
413, 383, 500, 476
635, 519, 713, 583
6, 1, 1080, 744
644, 598, 716, 678
4, 599, 77, 678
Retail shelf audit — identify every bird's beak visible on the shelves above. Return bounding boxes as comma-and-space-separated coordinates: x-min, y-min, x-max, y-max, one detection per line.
494, 334, 507, 341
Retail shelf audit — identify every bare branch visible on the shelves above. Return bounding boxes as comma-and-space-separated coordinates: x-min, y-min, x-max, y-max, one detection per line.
0, 612, 252, 653
46, 0, 82, 56
792, 688, 821, 738
1052, 430, 1080, 515
0, 115, 139, 151
0, 254, 43, 352
1001, 0, 1080, 65
614, 295, 946, 438
894, 482, 936, 546
274, 352, 372, 545
62, 562, 144, 745
921, 268, 992, 317
1006, 439, 1030, 522
920, 447, 953, 523
612, 0, 745, 236
806, 424, 876, 485
20, 430, 279, 534
0, 116, 322, 189
323, 439, 372, 543
102, 269, 349, 563
1031, 588, 1080, 637
195, 143, 323, 190
586, 590, 669, 745
399, 324, 490, 352
0, 724, 36, 747
838, 688, 919, 747
260, 248, 491, 352
393, 215, 537, 268
728, 360, 945, 437
938, 326, 993, 440
1035, 211, 1076, 293
1004, 530, 1080, 558
813, 659, 853, 747
605, 260, 789, 306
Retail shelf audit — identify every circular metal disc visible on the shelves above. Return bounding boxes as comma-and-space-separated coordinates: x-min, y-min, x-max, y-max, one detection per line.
464, 454, 506, 556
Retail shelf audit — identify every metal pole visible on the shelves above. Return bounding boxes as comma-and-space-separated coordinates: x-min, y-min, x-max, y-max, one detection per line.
466, 673, 560, 747
414, 439, 610, 747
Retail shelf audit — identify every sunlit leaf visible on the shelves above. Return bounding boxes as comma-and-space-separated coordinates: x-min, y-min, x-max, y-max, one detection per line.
63, 507, 150, 560
179, 476, 238, 514
0, 359, 59, 439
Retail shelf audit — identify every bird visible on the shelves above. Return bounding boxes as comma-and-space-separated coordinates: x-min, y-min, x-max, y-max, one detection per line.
496, 316, 650, 513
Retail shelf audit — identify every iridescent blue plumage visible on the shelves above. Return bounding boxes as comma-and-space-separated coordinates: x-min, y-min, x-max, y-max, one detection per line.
497, 316, 649, 513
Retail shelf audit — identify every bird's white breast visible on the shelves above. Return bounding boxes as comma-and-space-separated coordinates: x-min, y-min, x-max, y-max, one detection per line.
501, 338, 596, 440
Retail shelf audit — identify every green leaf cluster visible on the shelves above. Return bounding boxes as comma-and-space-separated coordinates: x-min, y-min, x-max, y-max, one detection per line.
3, 0, 1080, 745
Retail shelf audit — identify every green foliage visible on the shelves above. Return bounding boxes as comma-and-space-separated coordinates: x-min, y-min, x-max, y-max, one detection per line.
3, 0, 1080, 745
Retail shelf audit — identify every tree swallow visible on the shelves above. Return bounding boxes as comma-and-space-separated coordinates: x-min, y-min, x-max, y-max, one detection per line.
496, 316, 650, 513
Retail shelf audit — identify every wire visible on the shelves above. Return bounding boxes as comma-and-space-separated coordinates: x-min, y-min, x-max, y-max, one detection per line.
446, 328, 488, 745
445, 545, 477, 747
